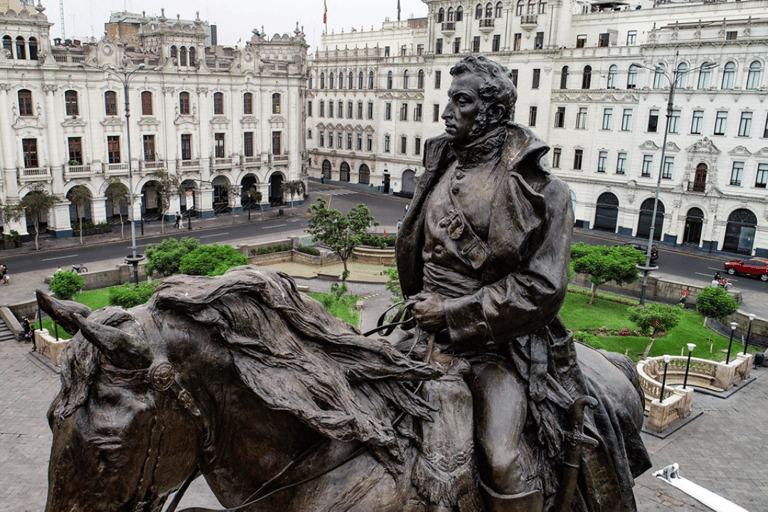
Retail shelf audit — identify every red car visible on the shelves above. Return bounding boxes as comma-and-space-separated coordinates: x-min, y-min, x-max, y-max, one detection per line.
723, 257, 768, 282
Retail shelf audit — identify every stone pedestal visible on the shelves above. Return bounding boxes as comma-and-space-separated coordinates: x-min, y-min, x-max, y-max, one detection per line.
35, 329, 70, 367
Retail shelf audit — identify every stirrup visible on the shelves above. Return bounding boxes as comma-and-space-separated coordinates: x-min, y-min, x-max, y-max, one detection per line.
479, 480, 543, 512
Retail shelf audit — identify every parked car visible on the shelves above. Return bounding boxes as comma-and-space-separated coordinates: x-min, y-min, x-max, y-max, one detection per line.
723, 257, 768, 282
622, 242, 659, 264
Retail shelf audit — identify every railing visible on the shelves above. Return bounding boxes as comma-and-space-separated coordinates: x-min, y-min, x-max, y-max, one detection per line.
65, 164, 91, 176
178, 158, 201, 168
441, 22, 456, 32
242, 155, 260, 165
19, 166, 50, 180
272, 154, 289, 163
479, 18, 495, 28
687, 182, 706, 193
520, 14, 538, 25
212, 157, 232, 168
104, 162, 129, 173
140, 160, 165, 171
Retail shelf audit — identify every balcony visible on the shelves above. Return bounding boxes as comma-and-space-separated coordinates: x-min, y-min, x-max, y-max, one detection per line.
242, 155, 261, 166
479, 18, 494, 32
211, 157, 233, 169
103, 162, 130, 175
520, 14, 538, 30
687, 182, 706, 193
271, 154, 289, 163
441, 22, 456, 35
139, 160, 166, 172
18, 166, 51, 183
64, 164, 92, 178
178, 158, 201, 170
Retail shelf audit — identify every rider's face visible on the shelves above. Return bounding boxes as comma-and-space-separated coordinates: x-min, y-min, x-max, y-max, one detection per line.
441, 73, 485, 145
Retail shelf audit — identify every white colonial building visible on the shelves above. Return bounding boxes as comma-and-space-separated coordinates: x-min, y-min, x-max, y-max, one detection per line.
0, 5, 308, 238
307, 0, 768, 257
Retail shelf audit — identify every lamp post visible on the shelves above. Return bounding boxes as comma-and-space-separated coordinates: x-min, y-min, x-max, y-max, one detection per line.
659, 354, 671, 403
683, 343, 696, 389
726, 321, 738, 364
744, 313, 756, 355
632, 53, 717, 306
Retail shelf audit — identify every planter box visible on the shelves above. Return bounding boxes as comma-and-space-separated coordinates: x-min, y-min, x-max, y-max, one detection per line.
72, 226, 113, 237
35, 328, 69, 367
352, 246, 395, 266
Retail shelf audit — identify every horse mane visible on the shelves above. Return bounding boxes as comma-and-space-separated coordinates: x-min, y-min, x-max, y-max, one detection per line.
150, 266, 440, 471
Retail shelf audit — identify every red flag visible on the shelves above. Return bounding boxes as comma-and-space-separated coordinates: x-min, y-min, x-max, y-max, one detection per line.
323, 0, 327, 23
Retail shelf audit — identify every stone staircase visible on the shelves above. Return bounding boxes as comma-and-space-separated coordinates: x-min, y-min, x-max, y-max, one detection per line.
0, 317, 16, 343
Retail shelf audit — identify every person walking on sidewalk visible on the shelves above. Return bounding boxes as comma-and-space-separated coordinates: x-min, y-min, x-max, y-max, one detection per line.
174, 212, 182, 229
1, 264, 9, 285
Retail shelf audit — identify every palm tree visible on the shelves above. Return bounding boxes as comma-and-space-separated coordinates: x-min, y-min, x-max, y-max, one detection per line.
67, 185, 91, 245
104, 178, 129, 239
280, 180, 306, 216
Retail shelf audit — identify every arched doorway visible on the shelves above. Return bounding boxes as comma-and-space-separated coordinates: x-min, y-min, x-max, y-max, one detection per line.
212, 175, 230, 214
322, 159, 332, 180
269, 172, 285, 205
692, 163, 707, 193
67, 186, 93, 225
179, 179, 197, 214
594, 192, 619, 232
340, 162, 350, 182
636, 198, 665, 240
723, 208, 757, 254
141, 181, 160, 220
358, 164, 370, 185
683, 208, 704, 245
401, 169, 416, 197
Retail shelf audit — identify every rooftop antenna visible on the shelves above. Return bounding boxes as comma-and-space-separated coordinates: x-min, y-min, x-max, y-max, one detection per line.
59, 0, 66, 39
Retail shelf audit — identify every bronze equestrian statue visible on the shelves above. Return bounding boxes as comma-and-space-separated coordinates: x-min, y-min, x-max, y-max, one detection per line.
40, 56, 650, 512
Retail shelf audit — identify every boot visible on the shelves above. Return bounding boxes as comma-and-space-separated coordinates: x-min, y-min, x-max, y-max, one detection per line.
479, 480, 543, 512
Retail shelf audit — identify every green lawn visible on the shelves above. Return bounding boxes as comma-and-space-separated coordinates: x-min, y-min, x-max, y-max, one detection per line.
308, 292, 361, 326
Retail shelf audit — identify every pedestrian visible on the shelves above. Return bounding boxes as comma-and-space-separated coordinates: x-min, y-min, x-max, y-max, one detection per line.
714, 271, 722, 282
320, 173, 325, 184
174, 212, 181, 228
679, 288, 689, 308
1, 264, 8, 285
21, 316, 31, 343
723, 279, 733, 291
396, 219, 402, 233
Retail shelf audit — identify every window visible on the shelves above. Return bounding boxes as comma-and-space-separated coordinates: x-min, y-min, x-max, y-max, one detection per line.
385, 102, 392, 120
726, 30, 737, 41
652, 63, 666, 89
357, 101, 363, 119
15, 36, 25, 59
415, 103, 423, 122
143, 135, 155, 162
358, 71, 364, 89
621, 109, 632, 131
551, 148, 561, 168
189, 47, 196, 66
170, 46, 177, 61
476, 3, 483, 18
602, 108, 612, 130
756, 163, 768, 188
532, 68, 540, 89
347, 133, 352, 150
328, 100, 333, 118
107, 135, 121, 164
2, 36, 11, 55
433, 104, 441, 122
730, 161, 744, 186
356, 133, 363, 150
367, 101, 374, 119
647, 109, 659, 133
581, 66, 591, 89
180, 134, 191, 160
68, 137, 83, 164
495, 1, 503, 16
714, 111, 728, 135
529, 106, 537, 126
400, 103, 408, 121
337, 132, 342, 147
436, 38, 443, 55
308, 75, 313, 89
329, 72, 334, 89
349, 71, 354, 89
641, 155, 653, 177
403, 70, 409, 89
319, 131, 324, 147
272, 132, 282, 155
697, 66, 711, 89
747, 61, 762, 90
384, 135, 390, 153
368, 71, 374, 89
243, 132, 254, 157
28, 37, 37, 60
418, 69, 425, 89
456, 6, 464, 20
662, 156, 674, 179
510, 69, 518, 87
272, 93, 281, 114
472, 36, 481, 53
244, 93, 253, 115
627, 65, 638, 89
387, 71, 393, 89
538, 0, 546, 14
721, 62, 735, 90
534, 32, 543, 50
486, 2, 493, 17
573, 149, 583, 170
65, 90, 79, 116
214, 133, 225, 158
435, 70, 442, 89
576, 35, 586, 48
307, 100, 313, 117
417, 44, 425, 55
179, 92, 190, 115
691, 110, 704, 134
575, 107, 587, 129
597, 151, 607, 173
384, 46, 390, 57
22, 138, 38, 168
627, 30, 636, 45
554, 106, 565, 128
514, 33, 521, 51
453, 37, 461, 54
319, 100, 325, 117
415, 137, 422, 155
598, 33, 609, 47
401, 45, 407, 57
400, 136, 407, 154
104, 91, 117, 116
141, 91, 153, 116
616, 153, 627, 175
605, 65, 618, 89
492, 35, 500, 52
214, 92, 224, 115
560, 66, 569, 89
347, 101, 353, 118
669, 110, 681, 133
676, 63, 689, 89
367, 135, 373, 151
179, 46, 187, 66
739, 112, 753, 137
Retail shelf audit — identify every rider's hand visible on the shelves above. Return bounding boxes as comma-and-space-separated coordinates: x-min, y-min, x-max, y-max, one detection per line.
410, 292, 446, 332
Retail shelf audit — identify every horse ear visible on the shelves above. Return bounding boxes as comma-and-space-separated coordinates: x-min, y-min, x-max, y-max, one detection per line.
36, 290, 93, 335
72, 313, 153, 370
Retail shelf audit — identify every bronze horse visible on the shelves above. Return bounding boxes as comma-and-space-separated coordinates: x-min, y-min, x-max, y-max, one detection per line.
40, 267, 647, 512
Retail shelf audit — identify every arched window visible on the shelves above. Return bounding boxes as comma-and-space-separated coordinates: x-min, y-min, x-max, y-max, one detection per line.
403, 70, 409, 89
538, 0, 547, 13
322, 159, 332, 179
697, 65, 711, 89
746, 61, 762, 90
723, 208, 757, 254
213, 92, 224, 115
141, 91, 153, 116
272, 93, 281, 114
515, 0, 524, 15
721, 62, 736, 90
676, 62, 688, 89
349, 71, 354, 89
627, 64, 638, 89
581, 65, 592, 89
179, 46, 187, 66
476, 3, 484, 18
447, 7, 453, 21
15, 36, 25, 59
485, 2, 493, 17
358, 71, 364, 89
170, 45, 177, 60
606, 65, 618, 89
559, 66, 569, 89
456, 5, 464, 20
65, 90, 79, 116
308, 75, 313, 89
594, 192, 619, 232
358, 164, 370, 184
179, 91, 190, 115
387, 70, 393, 89
495, 1, 503, 17
418, 69, 425, 89
340, 162, 350, 182
243, 92, 253, 115
637, 198, 665, 240
653, 63, 666, 89
368, 71, 374, 89
104, 91, 117, 116
188, 46, 196, 66
437, 7, 445, 23
28, 37, 37, 60
329, 72, 334, 89
338, 71, 343, 89
320, 72, 325, 89
18, 89, 33, 116
2, 36, 11, 56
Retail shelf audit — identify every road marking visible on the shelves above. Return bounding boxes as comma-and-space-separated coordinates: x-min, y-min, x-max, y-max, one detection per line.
262, 224, 287, 229
200, 233, 229, 239
42, 255, 78, 262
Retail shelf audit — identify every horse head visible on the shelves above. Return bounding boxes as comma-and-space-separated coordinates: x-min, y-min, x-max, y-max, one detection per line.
39, 291, 201, 512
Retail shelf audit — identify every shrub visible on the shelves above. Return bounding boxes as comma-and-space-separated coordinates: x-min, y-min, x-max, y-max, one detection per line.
179, 244, 249, 276
145, 237, 200, 276
253, 244, 292, 255
49, 270, 85, 300
108, 282, 156, 308
295, 245, 320, 256
696, 286, 738, 323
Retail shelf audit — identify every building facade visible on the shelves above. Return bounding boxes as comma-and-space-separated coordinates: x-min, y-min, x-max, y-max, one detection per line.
307, 0, 768, 257
0, 6, 307, 238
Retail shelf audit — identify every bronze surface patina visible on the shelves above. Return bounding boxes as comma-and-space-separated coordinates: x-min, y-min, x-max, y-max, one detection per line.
41, 56, 650, 512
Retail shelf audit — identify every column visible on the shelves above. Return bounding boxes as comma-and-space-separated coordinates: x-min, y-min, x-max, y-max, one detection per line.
163, 87, 178, 174
43, 84, 63, 195
0, 84, 20, 201
91, 196, 107, 224
258, 182, 271, 210
198, 186, 214, 218
49, 201, 73, 238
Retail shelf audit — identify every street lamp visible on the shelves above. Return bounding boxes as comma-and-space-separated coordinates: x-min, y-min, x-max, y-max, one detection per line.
632, 53, 718, 306
659, 354, 671, 403
726, 321, 738, 364
683, 343, 696, 389
744, 313, 756, 355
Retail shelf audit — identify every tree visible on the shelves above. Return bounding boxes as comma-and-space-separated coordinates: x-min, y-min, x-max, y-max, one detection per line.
19, 183, 59, 251
307, 197, 378, 281
571, 243, 645, 305
281, 180, 306, 216
244, 187, 262, 221
179, 244, 248, 276
104, 178, 129, 239
628, 303, 682, 359
145, 237, 200, 276
696, 286, 739, 333
67, 185, 91, 245
150, 170, 181, 234
49, 270, 85, 300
